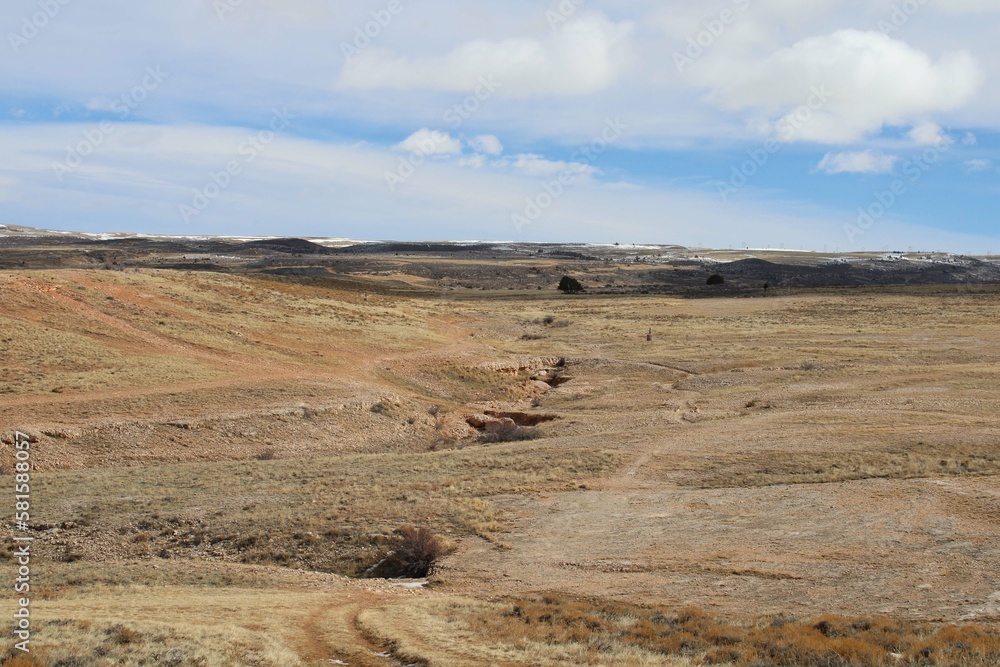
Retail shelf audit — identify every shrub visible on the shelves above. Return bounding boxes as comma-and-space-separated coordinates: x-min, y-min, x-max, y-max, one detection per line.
558, 276, 584, 294
365, 526, 452, 579
478, 426, 542, 444
707, 274, 725, 286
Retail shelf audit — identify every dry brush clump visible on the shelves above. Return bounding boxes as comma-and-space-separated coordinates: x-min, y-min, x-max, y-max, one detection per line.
364, 525, 454, 578
458, 595, 1000, 667
478, 425, 543, 444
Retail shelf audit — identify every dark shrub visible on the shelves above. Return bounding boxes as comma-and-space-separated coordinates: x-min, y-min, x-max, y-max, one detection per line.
478, 426, 542, 444
365, 526, 451, 579
558, 276, 584, 293
707, 274, 725, 286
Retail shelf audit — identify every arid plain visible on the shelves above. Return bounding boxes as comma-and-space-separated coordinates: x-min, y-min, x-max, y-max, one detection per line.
2, 236, 1000, 666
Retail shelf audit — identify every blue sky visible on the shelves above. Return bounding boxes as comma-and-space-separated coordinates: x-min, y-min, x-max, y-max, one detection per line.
0, 0, 998, 251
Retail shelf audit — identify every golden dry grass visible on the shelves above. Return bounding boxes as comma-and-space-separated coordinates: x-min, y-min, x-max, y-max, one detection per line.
0, 269, 444, 407
0, 586, 327, 666
360, 594, 1000, 667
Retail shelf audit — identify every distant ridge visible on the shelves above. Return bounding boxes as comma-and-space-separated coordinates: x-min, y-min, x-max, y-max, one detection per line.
238, 238, 332, 255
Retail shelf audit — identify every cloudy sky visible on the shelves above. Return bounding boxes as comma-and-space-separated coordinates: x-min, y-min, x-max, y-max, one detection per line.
1, 0, 998, 251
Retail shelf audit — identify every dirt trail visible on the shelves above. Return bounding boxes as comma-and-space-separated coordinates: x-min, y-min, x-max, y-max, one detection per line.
300, 590, 400, 666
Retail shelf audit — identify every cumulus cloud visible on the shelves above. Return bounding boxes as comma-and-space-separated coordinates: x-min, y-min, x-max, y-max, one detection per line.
469, 135, 504, 155
815, 150, 898, 174
393, 129, 462, 156
908, 122, 950, 146
698, 30, 984, 143
336, 14, 633, 96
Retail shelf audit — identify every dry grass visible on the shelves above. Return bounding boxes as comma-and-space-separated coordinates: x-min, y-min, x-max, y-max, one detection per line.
361, 595, 1000, 666
0, 586, 322, 666
8, 444, 618, 582
6, 267, 1000, 661
1, 619, 301, 666
667, 442, 1000, 488
0, 269, 440, 406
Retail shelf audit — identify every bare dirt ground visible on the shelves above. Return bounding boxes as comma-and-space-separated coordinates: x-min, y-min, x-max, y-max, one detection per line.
2, 242, 999, 665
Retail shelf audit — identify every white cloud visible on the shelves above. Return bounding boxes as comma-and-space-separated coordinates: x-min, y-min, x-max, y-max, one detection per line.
964, 159, 993, 172
962, 132, 978, 146
496, 153, 599, 179
2, 2, 997, 148
908, 122, 950, 146
393, 129, 462, 156
698, 30, 984, 143
85, 98, 119, 112
458, 154, 487, 169
469, 134, 504, 155
336, 14, 633, 96
815, 150, 898, 175
2, 122, 997, 253
934, 0, 1000, 14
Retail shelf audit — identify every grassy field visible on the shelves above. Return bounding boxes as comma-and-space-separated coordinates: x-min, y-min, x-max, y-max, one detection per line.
2, 267, 1000, 665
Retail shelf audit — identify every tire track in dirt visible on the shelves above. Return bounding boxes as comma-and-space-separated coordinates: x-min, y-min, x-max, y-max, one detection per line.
299, 592, 399, 666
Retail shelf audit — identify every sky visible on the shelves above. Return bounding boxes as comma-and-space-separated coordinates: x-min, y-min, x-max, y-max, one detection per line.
0, 0, 998, 252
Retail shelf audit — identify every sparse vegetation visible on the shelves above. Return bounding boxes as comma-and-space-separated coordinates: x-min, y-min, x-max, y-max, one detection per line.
361, 595, 1000, 667
21, 445, 619, 577
667, 441, 1000, 488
